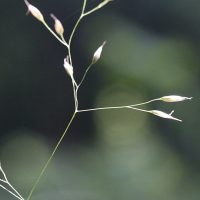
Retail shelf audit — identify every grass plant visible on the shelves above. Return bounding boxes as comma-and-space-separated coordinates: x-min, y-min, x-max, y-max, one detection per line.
0, 1, 192, 199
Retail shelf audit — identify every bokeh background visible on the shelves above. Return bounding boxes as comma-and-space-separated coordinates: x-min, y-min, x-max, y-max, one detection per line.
0, 0, 200, 199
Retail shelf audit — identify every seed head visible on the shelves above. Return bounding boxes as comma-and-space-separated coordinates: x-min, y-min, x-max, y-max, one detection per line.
150, 110, 182, 122
24, 0, 44, 22
50, 14, 64, 36
64, 56, 73, 77
92, 41, 106, 64
161, 95, 192, 102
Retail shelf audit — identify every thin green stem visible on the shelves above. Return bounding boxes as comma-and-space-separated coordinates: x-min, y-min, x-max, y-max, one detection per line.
67, 0, 112, 66
82, 0, 87, 15
127, 106, 150, 113
68, 0, 87, 65
77, 105, 150, 113
129, 98, 161, 107
78, 63, 93, 88
27, 111, 77, 200
60, 34, 68, 46
68, 16, 83, 66
78, 105, 127, 112
83, 0, 112, 17
77, 98, 161, 113
71, 78, 78, 111
75, 63, 93, 111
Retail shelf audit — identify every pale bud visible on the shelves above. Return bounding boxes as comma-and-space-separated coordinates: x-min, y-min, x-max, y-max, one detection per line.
161, 95, 192, 102
64, 56, 73, 77
92, 41, 106, 64
50, 14, 64, 36
150, 110, 182, 122
24, 0, 44, 22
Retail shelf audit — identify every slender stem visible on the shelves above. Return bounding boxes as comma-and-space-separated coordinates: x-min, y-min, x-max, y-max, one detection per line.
77, 98, 161, 113
78, 105, 128, 112
82, 0, 87, 15
68, 16, 83, 66
68, 0, 111, 66
78, 63, 93, 88
83, 0, 111, 17
6, 182, 24, 200
77, 105, 150, 113
127, 106, 150, 113
27, 111, 77, 200
72, 78, 78, 111
68, 0, 87, 65
0, 184, 23, 200
0, 167, 7, 182
75, 86, 79, 112
60, 34, 68, 46
42, 20, 69, 48
129, 98, 161, 107
0, 166, 24, 200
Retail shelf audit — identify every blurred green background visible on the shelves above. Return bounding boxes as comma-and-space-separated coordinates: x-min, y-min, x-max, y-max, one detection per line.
0, 0, 200, 199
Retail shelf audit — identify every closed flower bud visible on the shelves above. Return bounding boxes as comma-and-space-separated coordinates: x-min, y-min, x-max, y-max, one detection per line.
92, 41, 106, 64
161, 95, 192, 102
64, 56, 73, 77
150, 110, 182, 122
50, 14, 64, 36
24, 0, 44, 22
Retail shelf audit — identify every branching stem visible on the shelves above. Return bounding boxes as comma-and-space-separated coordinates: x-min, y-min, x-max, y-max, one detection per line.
0, 166, 24, 200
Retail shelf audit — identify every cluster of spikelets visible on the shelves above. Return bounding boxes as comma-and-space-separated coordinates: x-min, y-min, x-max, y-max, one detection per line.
0, 1, 193, 200
24, 0, 192, 122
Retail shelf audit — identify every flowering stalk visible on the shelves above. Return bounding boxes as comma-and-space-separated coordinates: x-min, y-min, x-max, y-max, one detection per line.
77, 96, 191, 122
3, 0, 191, 200
24, 1, 114, 200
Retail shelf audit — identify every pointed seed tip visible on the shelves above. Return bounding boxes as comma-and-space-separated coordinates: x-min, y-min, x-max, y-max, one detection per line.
25, 9, 30, 16
50, 13, 56, 19
24, 0, 30, 14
